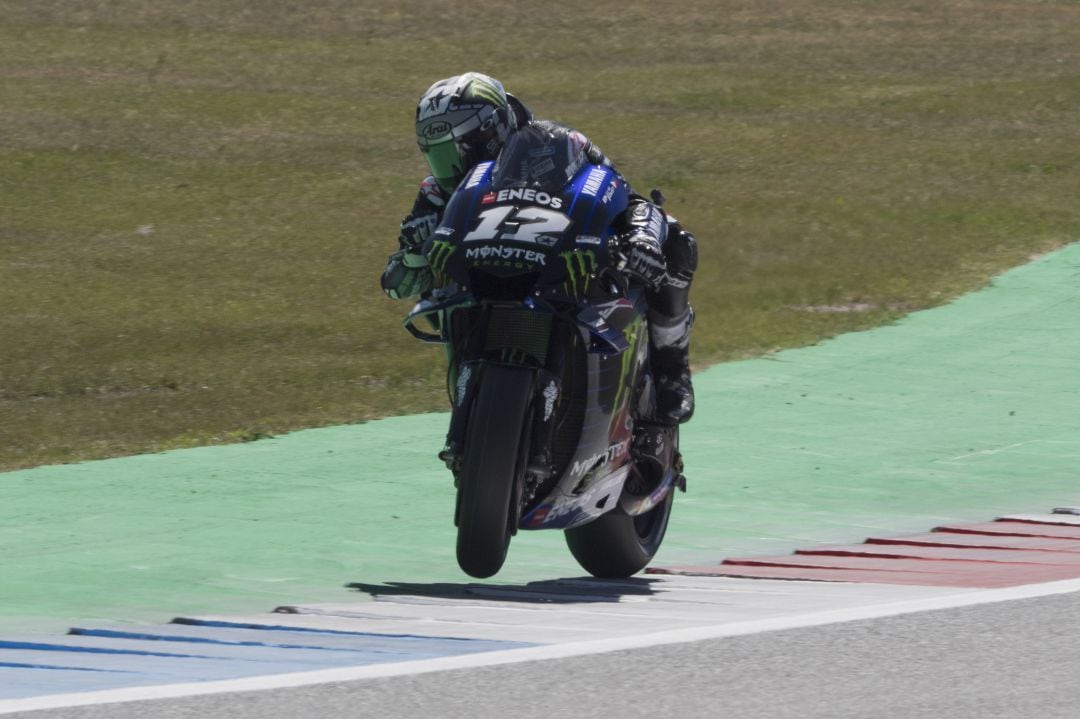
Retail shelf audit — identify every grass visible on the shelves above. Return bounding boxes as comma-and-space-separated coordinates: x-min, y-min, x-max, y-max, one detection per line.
1, 0, 1078, 471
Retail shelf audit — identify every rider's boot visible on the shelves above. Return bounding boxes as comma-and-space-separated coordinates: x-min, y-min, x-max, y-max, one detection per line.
649, 306, 695, 426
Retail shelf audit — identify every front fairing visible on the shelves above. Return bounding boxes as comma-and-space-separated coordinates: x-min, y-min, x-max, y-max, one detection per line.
424, 160, 630, 300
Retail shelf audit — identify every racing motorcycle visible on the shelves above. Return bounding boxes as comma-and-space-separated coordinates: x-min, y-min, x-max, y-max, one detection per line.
403, 125, 685, 579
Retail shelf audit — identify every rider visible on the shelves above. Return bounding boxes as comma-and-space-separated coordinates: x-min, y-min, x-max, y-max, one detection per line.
381, 72, 697, 425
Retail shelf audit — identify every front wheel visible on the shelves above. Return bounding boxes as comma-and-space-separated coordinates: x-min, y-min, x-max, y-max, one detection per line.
564, 487, 674, 578
455, 364, 534, 579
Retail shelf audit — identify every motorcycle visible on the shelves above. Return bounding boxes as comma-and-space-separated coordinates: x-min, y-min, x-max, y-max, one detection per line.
403, 125, 685, 579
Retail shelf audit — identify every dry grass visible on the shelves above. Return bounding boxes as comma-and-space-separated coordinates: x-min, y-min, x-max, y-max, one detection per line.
1, 0, 1078, 470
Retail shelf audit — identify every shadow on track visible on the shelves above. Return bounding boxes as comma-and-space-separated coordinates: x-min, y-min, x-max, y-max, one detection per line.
342, 577, 662, 604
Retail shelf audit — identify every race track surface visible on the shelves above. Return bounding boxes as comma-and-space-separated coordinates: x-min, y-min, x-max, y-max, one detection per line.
2, 244, 1079, 714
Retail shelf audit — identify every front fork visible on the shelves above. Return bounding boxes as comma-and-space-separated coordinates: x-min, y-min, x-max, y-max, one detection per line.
440, 359, 562, 502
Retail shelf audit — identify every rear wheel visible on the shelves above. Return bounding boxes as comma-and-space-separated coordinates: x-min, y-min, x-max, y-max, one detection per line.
564, 477, 675, 579
455, 364, 534, 579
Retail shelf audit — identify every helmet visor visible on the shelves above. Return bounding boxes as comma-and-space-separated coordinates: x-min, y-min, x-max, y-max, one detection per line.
421, 140, 465, 193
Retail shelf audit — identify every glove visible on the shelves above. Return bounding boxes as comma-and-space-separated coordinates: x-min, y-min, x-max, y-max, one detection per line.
399, 211, 439, 250
381, 249, 434, 300
621, 231, 667, 289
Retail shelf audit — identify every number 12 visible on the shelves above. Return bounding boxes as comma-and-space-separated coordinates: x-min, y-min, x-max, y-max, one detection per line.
462, 206, 571, 245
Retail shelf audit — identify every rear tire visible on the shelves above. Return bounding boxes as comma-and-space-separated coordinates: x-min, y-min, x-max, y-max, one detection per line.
456, 365, 534, 579
564, 487, 674, 578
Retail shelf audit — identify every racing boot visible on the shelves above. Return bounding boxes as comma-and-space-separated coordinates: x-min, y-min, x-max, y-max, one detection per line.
649, 306, 694, 426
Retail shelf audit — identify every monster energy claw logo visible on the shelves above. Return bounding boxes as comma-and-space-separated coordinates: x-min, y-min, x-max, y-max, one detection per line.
560, 249, 597, 296
466, 78, 507, 107
428, 239, 456, 276
613, 319, 641, 411
500, 347, 529, 364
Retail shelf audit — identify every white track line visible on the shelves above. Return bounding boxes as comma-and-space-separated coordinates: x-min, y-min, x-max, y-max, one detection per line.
4, 576, 1080, 715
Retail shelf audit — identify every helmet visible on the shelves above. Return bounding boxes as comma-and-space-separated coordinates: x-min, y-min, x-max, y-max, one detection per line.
415, 72, 517, 193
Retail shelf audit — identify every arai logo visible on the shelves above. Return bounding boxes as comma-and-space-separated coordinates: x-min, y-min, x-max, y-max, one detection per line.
422, 121, 452, 139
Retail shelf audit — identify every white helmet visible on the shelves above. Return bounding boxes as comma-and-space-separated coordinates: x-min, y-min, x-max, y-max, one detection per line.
415, 72, 519, 192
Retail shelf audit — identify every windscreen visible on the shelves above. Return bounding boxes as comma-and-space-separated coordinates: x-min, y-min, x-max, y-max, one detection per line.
490, 124, 585, 194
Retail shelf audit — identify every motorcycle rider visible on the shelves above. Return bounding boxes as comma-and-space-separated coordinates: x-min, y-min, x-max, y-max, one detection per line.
381, 72, 697, 425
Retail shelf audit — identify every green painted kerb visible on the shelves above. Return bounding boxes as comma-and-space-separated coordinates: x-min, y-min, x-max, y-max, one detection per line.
3, 244, 1080, 633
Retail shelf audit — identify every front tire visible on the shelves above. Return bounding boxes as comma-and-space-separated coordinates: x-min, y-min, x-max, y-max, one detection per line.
565, 487, 674, 578
456, 364, 534, 579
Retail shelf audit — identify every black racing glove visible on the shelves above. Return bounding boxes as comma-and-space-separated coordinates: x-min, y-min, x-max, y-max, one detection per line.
621, 230, 667, 290
399, 211, 439, 251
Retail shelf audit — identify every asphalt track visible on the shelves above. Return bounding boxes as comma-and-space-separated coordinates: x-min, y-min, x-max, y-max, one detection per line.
13, 589, 1080, 719
2, 243, 1079, 715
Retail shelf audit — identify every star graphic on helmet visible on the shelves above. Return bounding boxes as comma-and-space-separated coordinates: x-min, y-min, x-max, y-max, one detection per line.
427, 90, 448, 111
